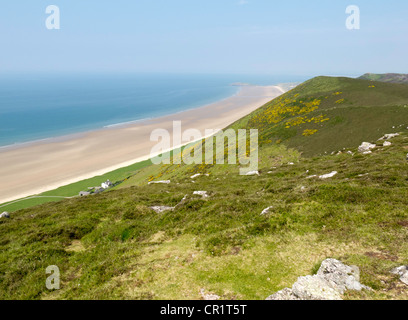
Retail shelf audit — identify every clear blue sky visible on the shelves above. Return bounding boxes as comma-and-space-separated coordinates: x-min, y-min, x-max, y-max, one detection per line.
1, 0, 407, 76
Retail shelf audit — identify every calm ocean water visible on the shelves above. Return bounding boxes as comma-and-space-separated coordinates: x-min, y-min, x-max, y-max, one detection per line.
0, 73, 306, 147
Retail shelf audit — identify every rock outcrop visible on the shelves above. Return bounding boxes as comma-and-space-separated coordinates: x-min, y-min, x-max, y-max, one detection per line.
391, 266, 408, 285
358, 142, 376, 154
266, 259, 370, 300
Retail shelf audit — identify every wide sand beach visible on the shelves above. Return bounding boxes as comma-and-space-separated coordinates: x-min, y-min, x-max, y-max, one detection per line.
0, 85, 285, 204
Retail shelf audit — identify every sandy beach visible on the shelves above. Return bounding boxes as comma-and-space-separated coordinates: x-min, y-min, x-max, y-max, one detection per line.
0, 85, 285, 204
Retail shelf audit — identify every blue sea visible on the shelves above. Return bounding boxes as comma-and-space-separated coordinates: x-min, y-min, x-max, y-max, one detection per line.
0, 73, 306, 147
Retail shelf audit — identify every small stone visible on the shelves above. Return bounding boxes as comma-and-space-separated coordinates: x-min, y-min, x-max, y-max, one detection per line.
148, 180, 171, 185
150, 206, 174, 213
383, 141, 392, 147
391, 266, 408, 285
200, 289, 220, 301
379, 133, 399, 140
193, 191, 209, 198
261, 206, 274, 215
319, 171, 338, 179
246, 171, 260, 176
0, 212, 10, 219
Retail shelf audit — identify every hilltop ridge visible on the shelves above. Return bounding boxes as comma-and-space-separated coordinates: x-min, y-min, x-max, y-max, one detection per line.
358, 73, 408, 84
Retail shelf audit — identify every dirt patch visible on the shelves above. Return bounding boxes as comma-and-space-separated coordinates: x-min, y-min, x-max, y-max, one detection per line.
365, 251, 398, 262
398, 220, 408, 228
65, 240, 86, 253
230, 246, 242, 256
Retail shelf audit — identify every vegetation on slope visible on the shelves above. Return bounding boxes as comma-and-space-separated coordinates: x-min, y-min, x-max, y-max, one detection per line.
1, 76, 408, 300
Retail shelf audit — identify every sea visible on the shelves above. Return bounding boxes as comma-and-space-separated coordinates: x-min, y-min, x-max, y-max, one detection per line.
0, 73, 307, 148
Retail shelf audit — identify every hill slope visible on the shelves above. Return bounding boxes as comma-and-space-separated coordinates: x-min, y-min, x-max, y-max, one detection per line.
358, 73, 408, 84
1, 76, 408, 300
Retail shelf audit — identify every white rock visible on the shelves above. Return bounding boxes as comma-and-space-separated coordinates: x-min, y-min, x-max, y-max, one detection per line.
265, 288, 298, 300
317, 259, 368, 293
266, 259, 370, 301
148, 180, 171, 185
383, 141, 392, 147
193, 191, 209, 198
150, 206, 174, 213
261, 206, 274, 215
319, 171, 338, 179
0, 211, 10, 219
200, 289, 220, 301
190, 174, 201, 179
292, 275, 342, 300
246, 171, 260, 176
379, 133, 400, 140
288, 162, 295, 165
358, 142, 376, 153
391, 266, 408, 285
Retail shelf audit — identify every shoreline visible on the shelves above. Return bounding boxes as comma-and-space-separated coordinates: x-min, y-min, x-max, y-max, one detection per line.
0, 85, 285, 204
0, 87, 242, 151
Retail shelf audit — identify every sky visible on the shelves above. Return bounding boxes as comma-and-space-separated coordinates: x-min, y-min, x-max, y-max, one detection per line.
0, 0, 407, 77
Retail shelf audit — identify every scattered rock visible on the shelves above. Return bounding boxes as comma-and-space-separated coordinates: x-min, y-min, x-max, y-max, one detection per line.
319, 171, 338, 179
383, 141, 392, 147
246, 171, 260, 176
358, 173, 369, 177
148, 180, 171, 185
200, 289, 220, 301
150, 206, 174, 213
190, 173, 210, 179
266, 259, 370, 300
0, 212, 10, 219
347, 151, 354, 155
193, 191, 209, 198
379, 133, 399, 140
261, 206, 274, 215
391, 266, 408, 285
358, 142, 376, 154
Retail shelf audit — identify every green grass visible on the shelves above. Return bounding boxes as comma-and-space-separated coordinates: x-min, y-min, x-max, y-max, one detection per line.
1, 76, 408, 300
0, 158, 153, 212
1, 132, 407, 300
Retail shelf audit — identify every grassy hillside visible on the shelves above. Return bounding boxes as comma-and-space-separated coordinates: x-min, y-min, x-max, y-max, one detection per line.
1, 76, 408, 300
359, 73, 408, 84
